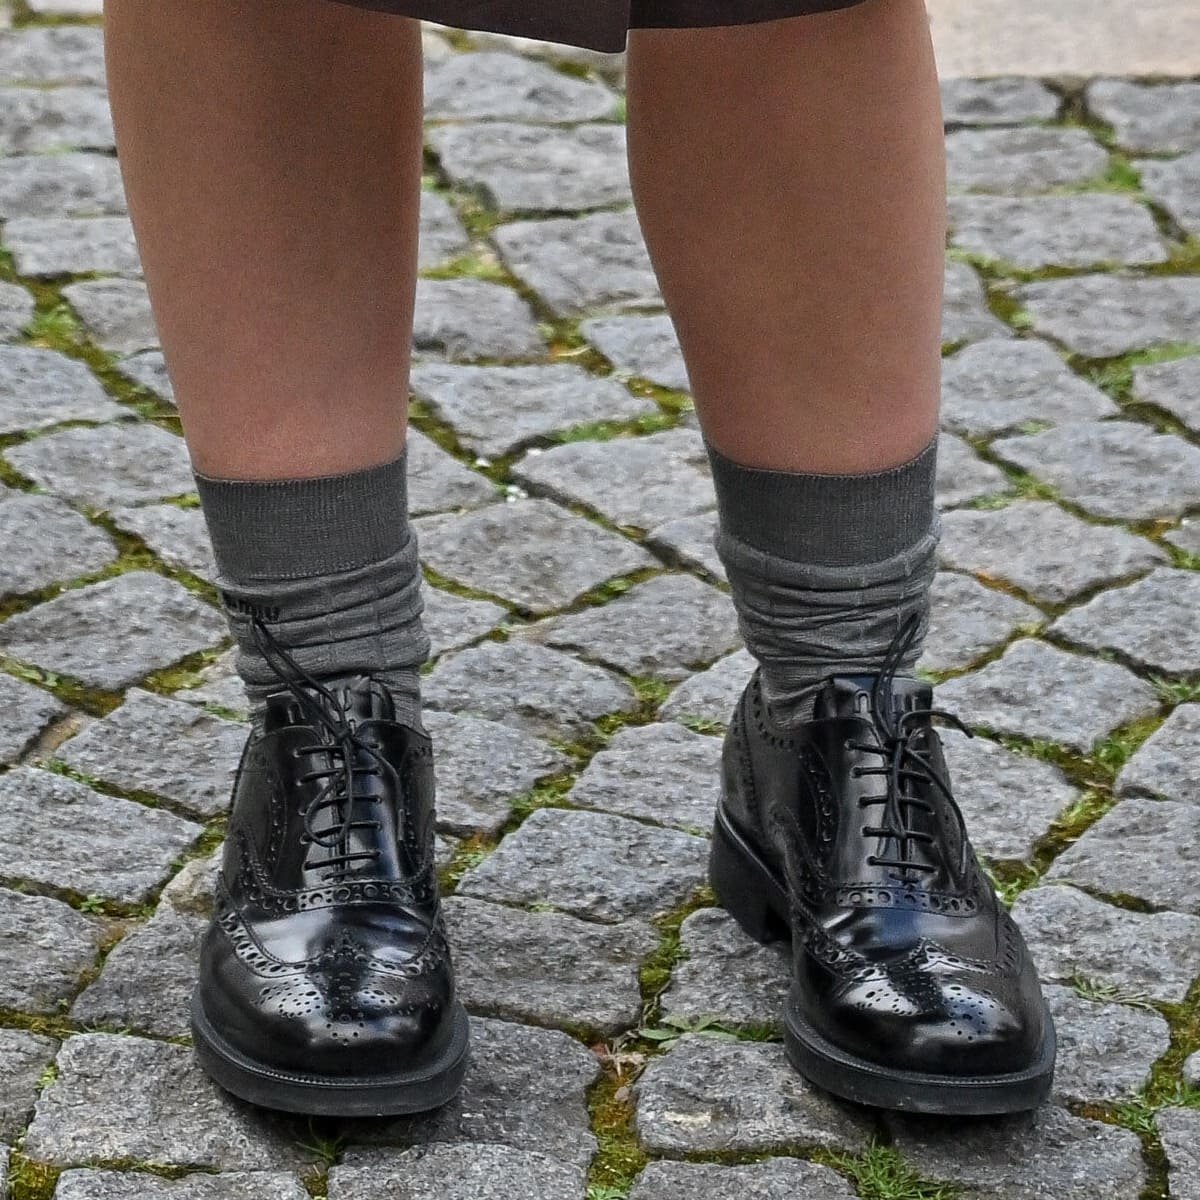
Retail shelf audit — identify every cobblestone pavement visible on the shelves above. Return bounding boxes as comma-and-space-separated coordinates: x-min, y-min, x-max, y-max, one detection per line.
0, 6, 1199, 1200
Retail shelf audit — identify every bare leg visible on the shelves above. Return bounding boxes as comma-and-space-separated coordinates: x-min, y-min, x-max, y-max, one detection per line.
103, 0, 424, 479
625, 0, 945, 472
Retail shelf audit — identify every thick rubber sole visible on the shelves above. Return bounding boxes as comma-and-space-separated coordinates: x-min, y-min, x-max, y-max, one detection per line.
190, 990, 471, 1117
708, 801, 1056, 1116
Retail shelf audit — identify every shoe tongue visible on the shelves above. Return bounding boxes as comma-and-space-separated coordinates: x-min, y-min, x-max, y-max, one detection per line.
812, 673, 933, 723
263, 673, 395, 734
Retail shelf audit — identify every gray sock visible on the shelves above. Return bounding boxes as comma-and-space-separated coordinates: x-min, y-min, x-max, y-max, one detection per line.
707, 435, 941, 727
193, 447, 429, 727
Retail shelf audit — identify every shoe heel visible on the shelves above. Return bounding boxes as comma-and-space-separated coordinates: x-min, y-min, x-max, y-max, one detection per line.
709, 806, 790, 945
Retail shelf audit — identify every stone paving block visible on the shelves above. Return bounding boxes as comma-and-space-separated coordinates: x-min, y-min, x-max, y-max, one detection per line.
942, 260, 1012, 346
173, 649, 248, 720
1185, 1052, 1200, 1088
1012, 884, 1200, 1003
429, 121, 629, 211
422, 585, 506, 658
934, 639, 1158, 752
0, 571, 228, 691
411, 362, 655, 457
0, 669, 66, 764
1132, 353, 1200, 433
418, 189, 470, 269
4, 216, 142, 278
513, 428, 714, 531
0, 491, 118, 595
412, 278, 544, 362
0, 885, 102, 1012
885, 1105, 1146, 1199
424, 709, 568, 838
1117, 704, 1200, 803
1044, 983, 1170, 1106
458, 807, 709, 922
919, 570, 1041, 673
1159, 1108, 1200, 1200
633, 1034, 872, 1155
61, 278, 159, 355
108, 504, 215, 581
0, 87, 113, 154
24, 1034, 314, 1171
0, 344, 124, 434
1167, 521, 1200, 556
0, 766, 202, 903
947, 193, 1166, 270
4, 422, 195, 509
939, 500, 1165, 605
25, 0, 103, 11
658, 908, 789, 1031
567, 722, 721, 832
940, 77, 1060, 125
1053, 568, 1200, 674
443, 896, 654, 1035
69, 905, 205, 1038
935, 432, 1012, 507
492, 210, 660, 317
425, 640, 636, 737
1086, 79, 1200, 153
938, 728, 1079, 864
0, 152, 125, 220
940, 339, 1118, 437
414, 499, 654, 613
158, 845, 223, 918
424, 51, 616, 122
0, 280, 33, 340
54, 688, 244, 819
1046, 797, 1200, 914
53, 1171, 312, 1200
645, 511, 725, 582
658, 648, 755, 728
0, 25, 105, 85
945, 126, 1108, 193
519, 573, 740, 681
1016, 275, 1200, 359
1138, 151, 1200, 237
330, 1143, 586, 1200
629, 1158, 856, 1200
994, 420, 1200, 520
345, 1016, 599, 1167
406, 429, 497, 516
0, 1028, 59, 1140
579, 312, 689, 391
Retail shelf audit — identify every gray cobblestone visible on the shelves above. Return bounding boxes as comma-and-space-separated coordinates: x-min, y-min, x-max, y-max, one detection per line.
948, 194, 1166, 269
407, 429, 497, 515
579, 313, 690, 391
1138, 151, 1200, 236
457, 807, 709, 922
518, 573, 740, 681
0, 490, 119, 595
443, 896, 654, 1035
415, 498, 654, 613
413, 278, 544, 362
920, 570, 1042, 673
54, 688, 244, 819
935, 432, 1012, 507
1185, 1052, 1200, 1088
429, 121, 629, 211
942, 260, 1012, 346
945, 126, 1108, 193
410, 363, 656, 456
941, 77, 1060, 125
425, 639, 636, 737
0, 885, 102, 1012
0, 1028, 59, 1140
0, 280, 33, 340
1086, 79, 1200, 153
645, 511, 725, 581
1012, 884, 1200, 1003
0, 86, 113, 154
0, 25, 105, 85
934, 639, 1158, 752
1158, 1109, 1200, 1200
658, 649, 755, 727
422, 584, 506, 658
0, 151, 125, 220
939, 500, 1165, 604
628, 1159, 855, 1200
1132, 353, 1200, 433
0, 670, 65, 764
418, 189, 470, 269
0, 344, 124, 434
1166, 520, 1200, 556
4, 215, 142, 278
53, 1172, 312, 1200
61, 278, 159, 355
108, 504, 216, 581
1116, 703, 1200, 803
173, 649, 248, 720
0, 766, 201, 903
0, 571, 227, 691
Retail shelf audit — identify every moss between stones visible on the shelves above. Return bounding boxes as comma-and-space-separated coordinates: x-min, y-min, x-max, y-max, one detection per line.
6, 1155, 61, 1200
585, 1067, 649, 1197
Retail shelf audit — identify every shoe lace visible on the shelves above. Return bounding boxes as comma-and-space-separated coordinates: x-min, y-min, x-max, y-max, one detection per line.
250, 616, 398, 881
845, 613, 975, 881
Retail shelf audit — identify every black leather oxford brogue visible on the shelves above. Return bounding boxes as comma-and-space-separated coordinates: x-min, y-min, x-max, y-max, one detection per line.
709, 617, 1055, 1115
191, 618, 469, 1116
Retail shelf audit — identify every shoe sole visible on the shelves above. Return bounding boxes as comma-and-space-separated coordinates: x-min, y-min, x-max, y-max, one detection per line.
190, 990, 471, 1117
709, 801, 1056, 1116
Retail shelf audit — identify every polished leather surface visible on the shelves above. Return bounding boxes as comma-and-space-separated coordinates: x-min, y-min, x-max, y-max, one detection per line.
723, 669, 1048, 1078
196, 675, 459, 1079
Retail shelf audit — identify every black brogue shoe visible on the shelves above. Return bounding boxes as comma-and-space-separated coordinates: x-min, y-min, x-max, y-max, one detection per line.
709, 616, 1055, 1115
191, 618, 469, 1116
